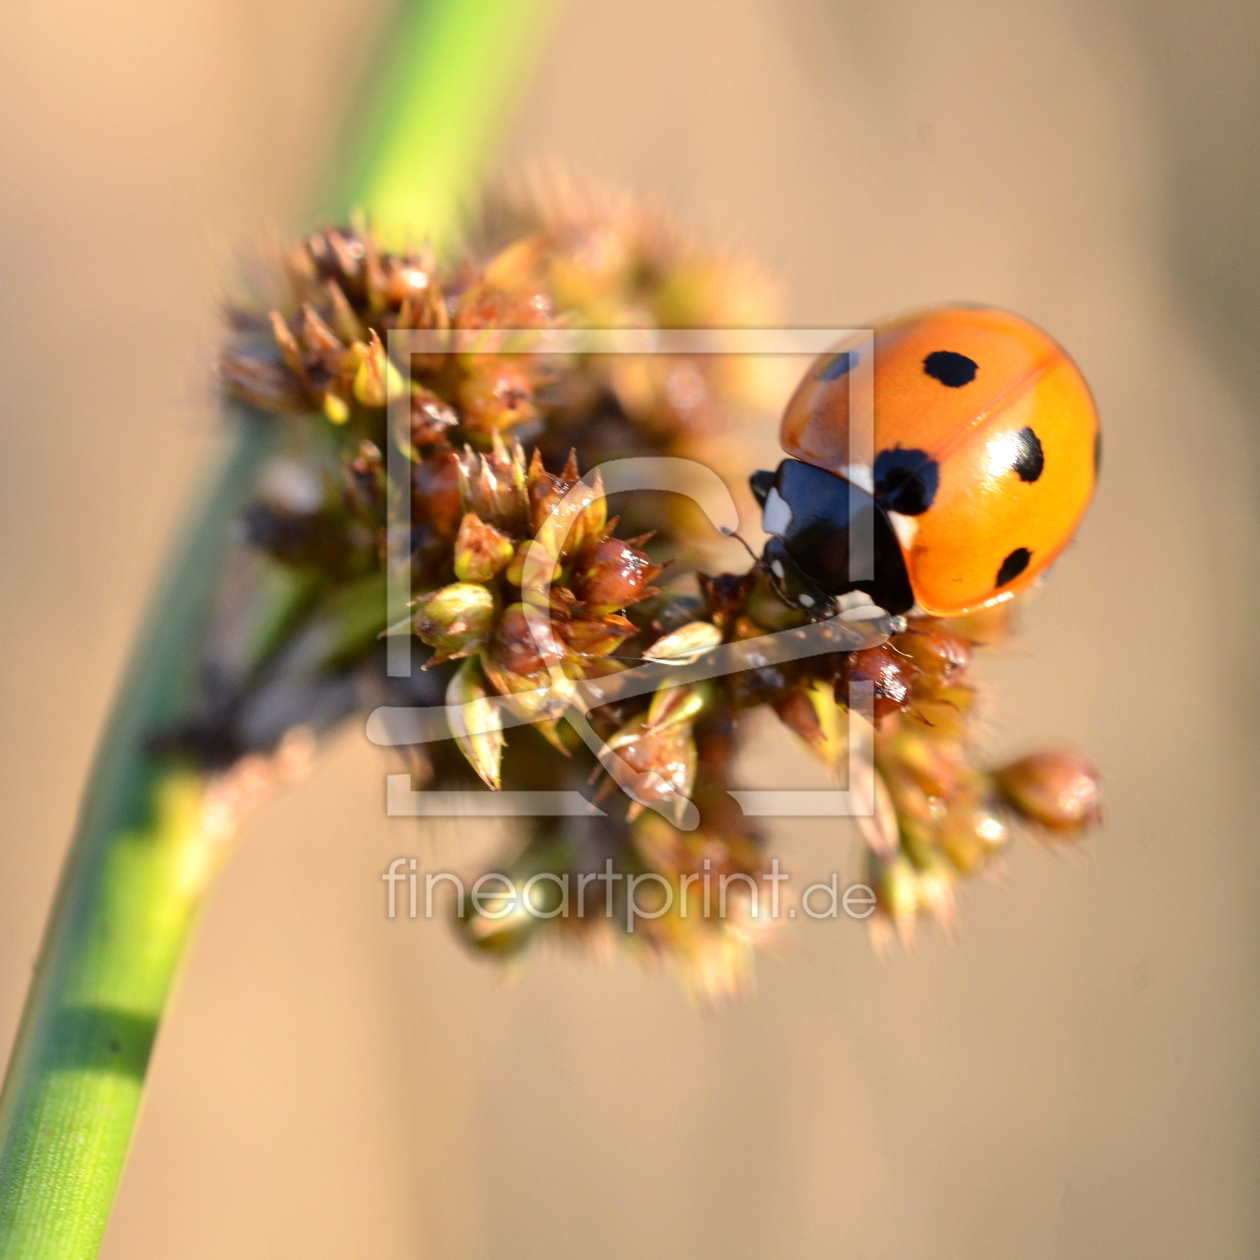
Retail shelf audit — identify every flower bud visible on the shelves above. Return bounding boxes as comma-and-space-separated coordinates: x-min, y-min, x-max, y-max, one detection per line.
482, 605, 574, 734
643, 620, 722, 666
646, 680, 715, 731
773, 678, 845, 768
489, 602, 547, 677
939, 795, 1009, 874
601, 714, 697, 826
410, 386, 458, 447
457, 358, 537, 432
558, 612, 636, 658
411, 582, 495, 663
352, 330, 405, 407
993, 749, 1102, 836
458, 437, 529, 533
453, 513, 515, 582
891, 624, 970, 686
573, 537, 662, 613
445, 656, 504, 789
843, 644, 917, 722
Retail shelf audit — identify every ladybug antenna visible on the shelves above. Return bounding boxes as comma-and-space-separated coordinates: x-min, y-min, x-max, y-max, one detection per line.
720, 526, 761, 566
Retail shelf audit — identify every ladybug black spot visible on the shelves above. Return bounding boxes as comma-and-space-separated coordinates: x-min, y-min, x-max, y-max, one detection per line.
818, 350, 857, 381
923, 350, 978, 387
1093, 429, 1102, 475
874, 447, 940, 516
996, 547, 1032, 588
1012, 426, 1044, 482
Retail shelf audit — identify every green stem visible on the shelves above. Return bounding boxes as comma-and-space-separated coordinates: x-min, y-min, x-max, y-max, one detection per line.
0, 415, 274, 1255
332, 0, 563, 247
0, 0, 561, 1253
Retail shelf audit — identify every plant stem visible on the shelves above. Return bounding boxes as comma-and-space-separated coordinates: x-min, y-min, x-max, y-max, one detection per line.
333, 0, 564, 247
0, 0, 561, 1253
0, 415, 274, 1256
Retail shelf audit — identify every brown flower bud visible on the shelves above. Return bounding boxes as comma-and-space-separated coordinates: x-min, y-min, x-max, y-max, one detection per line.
843, 644, 917, 722
527, 455, 604, 562
342, 440, 385, 525
457, 358, 537, 432
602, 714, 698, 825
573, 536, 662, 613
453, 513, 515, 582
482, 603, 575, 731
891, 624, 971, 687
558, 612, 636, 658
458, 438, 529, 533
411, 447, 463, 540
411, 582, 495, 663
489, 602, 547, 677
993, 749, 1102, 836
773, 679, 845, 767
527, 449, 569, 534
410, 386, 458, 446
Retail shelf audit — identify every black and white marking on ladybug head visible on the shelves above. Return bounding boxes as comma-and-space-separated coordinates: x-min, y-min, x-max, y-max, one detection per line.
756, 459, 916, 617
923, 350, 978, 387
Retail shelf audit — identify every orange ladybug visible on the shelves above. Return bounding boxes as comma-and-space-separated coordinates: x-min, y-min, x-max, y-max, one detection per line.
751, 306, 1098, 619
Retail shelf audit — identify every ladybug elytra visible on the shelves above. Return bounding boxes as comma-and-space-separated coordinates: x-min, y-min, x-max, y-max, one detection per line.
753, 306, 1099, 620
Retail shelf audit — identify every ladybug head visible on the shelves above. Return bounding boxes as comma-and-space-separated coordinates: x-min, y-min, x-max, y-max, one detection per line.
751, 458, 915, 619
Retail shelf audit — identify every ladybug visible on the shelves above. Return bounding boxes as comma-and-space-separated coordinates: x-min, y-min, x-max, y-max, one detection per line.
751, 306, 1099, 620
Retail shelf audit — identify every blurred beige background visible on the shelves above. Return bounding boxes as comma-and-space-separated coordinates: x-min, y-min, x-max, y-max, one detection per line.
2, 0, 1259, 1256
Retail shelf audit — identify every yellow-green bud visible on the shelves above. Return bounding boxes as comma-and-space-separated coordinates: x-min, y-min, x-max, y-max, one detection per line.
453, 512, 515, 582
412, 582, 495, 663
